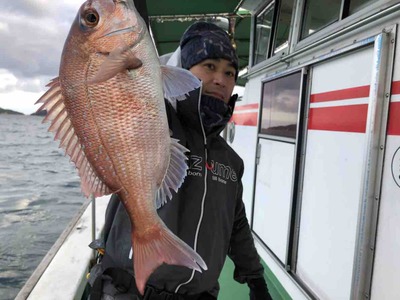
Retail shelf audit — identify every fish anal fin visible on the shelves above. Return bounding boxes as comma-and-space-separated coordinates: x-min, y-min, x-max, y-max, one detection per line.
37, 78, 112, 198
79, 158, 112, 198
132, 223, 207, 295
155, 138, 189, 209
88, 47, 142, 84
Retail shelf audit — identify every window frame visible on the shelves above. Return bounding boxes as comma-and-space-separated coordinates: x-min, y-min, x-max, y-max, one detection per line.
251, 0, 298, 67
299, 0, 342, 40
251, 1, 277, 66
294, 0, 390, 48
248, 0, 392, 76
258, 71, 303, 142
252, 66, 308, 272
271, 0, 296, 56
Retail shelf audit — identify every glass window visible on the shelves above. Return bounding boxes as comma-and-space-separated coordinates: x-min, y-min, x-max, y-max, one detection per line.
301, 0, 341, 38
260, 72, 301, 138
253, 4, 275, 65
273, 0, 294, 54
349, 0, 377, 14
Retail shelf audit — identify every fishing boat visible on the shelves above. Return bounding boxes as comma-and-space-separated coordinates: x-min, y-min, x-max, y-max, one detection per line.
17, 0, 400, 299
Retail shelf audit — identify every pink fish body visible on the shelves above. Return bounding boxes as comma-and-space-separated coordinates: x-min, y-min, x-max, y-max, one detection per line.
36, 0, 206, 294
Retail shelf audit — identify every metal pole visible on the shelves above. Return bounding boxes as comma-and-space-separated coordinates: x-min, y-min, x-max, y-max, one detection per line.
91, 194, 96, 259
351, 32, 390, 300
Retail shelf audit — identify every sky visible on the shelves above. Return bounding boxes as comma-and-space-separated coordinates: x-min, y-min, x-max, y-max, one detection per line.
0, 1, 245, 115
0, 0, 85, 114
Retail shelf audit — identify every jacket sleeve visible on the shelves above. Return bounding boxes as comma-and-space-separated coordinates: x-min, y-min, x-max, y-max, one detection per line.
227, 165, 264, 284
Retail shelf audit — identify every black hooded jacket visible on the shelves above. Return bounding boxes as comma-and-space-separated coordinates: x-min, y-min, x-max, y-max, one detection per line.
100, 89, 264, 297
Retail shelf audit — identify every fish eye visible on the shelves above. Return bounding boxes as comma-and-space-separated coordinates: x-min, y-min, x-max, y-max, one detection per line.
83, 10, 99, 27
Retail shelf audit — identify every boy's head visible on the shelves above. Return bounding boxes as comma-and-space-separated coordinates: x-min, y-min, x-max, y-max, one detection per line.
180, 22, 238, 79
180, 22, 238, 103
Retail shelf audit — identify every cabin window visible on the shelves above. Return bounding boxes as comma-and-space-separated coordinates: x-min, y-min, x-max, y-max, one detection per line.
253, 0, 296, 65
301, 0, 341, 38
254, 4, 275, 65
301, 0, 378, 38
273, 0, 294, 54
349, 0, 378, 14
260, 72, 302, 139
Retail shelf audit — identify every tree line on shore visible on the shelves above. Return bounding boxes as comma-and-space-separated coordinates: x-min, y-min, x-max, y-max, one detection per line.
0, 107, 46, 116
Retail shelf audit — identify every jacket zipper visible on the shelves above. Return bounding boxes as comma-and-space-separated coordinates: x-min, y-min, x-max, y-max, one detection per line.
175, 86, 208, 293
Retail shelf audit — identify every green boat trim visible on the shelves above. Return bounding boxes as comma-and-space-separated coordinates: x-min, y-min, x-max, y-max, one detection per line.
219, 257, 292, 300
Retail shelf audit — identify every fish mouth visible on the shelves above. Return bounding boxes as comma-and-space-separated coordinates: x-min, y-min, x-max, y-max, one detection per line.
102, 26, 135, 37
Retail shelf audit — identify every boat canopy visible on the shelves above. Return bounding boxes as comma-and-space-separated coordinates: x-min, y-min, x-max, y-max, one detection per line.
144, 0, 252, 78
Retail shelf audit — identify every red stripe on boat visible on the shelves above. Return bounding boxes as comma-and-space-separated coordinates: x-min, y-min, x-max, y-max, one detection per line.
392, 81, 400, 95
310, 86, 370, 103
388, 102, 400, 136
230, 112, 258, 126
234, 103, 259, 111
308, 104, 368, 133
230, 81, 400, 131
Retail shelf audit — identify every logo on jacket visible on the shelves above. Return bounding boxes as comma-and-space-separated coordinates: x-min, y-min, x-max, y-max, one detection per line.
188, 155, 203, 177
209, 160, 237, 184
187, 155, 237, 184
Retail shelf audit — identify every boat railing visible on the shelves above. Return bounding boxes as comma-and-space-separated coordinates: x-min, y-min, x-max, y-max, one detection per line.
15, 195, 109, 300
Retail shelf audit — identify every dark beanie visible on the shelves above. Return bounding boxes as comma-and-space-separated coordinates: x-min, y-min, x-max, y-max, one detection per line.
180, 22, 239, 80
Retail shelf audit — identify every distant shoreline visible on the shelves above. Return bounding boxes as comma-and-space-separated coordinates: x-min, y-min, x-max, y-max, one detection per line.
0, 107, 46, 116
0, 107, 24, 115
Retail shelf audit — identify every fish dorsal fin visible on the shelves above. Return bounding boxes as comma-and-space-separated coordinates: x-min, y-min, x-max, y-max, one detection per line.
155, 138, 189, 209
161, 65, 201, 110
88, 47, 143, 84
36, 77, 112, 197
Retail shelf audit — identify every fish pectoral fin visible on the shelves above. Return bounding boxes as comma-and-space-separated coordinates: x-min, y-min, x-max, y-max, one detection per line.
88, 47, 142, 84
155, 138, 189, 209
161, 65, 202, 108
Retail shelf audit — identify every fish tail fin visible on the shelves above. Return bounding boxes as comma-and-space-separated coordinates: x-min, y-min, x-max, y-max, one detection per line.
132, 223, 207, 295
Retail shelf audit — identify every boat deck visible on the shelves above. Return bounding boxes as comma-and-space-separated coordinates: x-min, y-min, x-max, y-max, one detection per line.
16, 196, 291, 299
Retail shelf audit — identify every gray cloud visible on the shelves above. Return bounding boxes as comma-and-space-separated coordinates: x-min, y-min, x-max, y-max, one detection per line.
0, 1, 81, 93
0, 1, 79, 20
0, 76, 48, 94
1, 0, 52, 19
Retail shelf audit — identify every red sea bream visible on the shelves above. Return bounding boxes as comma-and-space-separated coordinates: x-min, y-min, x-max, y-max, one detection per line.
35, 0, 206, 294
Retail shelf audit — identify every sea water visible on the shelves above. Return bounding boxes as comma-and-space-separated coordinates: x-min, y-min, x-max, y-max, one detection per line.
0, 114, 84, 299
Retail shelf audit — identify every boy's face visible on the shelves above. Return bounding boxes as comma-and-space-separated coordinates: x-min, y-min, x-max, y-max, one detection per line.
189, 58, 236, 104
